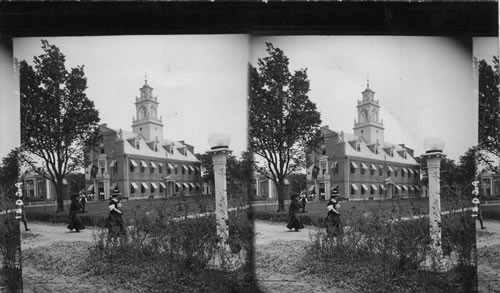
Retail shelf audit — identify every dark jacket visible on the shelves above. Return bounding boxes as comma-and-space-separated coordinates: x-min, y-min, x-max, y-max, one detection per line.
287, 198, 304, 230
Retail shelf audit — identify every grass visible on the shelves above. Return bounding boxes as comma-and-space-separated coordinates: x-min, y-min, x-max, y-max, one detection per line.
253, 195, 477, 292
252, 196, 472, 229
23, 193, 259, 292
482, 204, 500, 220
25, 195, 221, 227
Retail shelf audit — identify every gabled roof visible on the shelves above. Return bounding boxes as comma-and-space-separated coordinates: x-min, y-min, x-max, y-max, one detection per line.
101, 125, 199, 163
325, 128, 418, 165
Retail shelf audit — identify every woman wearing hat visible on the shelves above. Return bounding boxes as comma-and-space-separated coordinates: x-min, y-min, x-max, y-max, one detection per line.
286, 193, 304, 232
108, 188, 125, 238
67, 193, 85, 232
326, 188, 343, 240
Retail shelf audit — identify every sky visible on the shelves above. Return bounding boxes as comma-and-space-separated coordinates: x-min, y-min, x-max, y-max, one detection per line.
1, 35, 498, 163
251, 36, 499, 162
12, 35, 249, 158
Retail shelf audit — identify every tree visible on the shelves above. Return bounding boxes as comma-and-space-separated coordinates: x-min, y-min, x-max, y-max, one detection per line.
249, 43, 322, 212
456, 147, 478, 196
287, 172, 307, 195
196, 152, 214, 184
476, 56, 500, 175
196, 151, 254, 199
0, 148, 20, 202
19, 40, 100, 212
417, 147, 478, 197
226, 151, 254, 199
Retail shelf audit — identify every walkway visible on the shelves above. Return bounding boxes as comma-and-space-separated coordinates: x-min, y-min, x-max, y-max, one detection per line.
477, 220, 500, 293
254, 220, 350, 293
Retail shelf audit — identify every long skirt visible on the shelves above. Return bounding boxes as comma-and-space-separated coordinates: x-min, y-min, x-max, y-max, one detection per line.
67, 212, 85, 231
287, 213, 304, 231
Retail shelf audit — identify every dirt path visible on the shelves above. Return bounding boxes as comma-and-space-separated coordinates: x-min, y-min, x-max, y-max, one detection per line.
254, 219, 319, 246
254, 220, 350, 293
22, 221, 98, 249
477, 220, 500, 293
20, 221, 131, 293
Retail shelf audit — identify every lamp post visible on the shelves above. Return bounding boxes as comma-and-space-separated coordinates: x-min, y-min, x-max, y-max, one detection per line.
208, 132, 232, 252
422, 137, 446, 263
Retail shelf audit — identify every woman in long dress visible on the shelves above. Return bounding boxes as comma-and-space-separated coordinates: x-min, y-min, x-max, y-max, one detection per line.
108, 190, 125, 238
67, 194, 85, 232
326, 189, 343, 240
286, 193, 304, 231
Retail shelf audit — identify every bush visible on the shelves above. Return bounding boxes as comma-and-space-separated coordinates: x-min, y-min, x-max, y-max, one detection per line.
304, 197, 477, 292
85, 201, 258, 292
250, 209, 327, 227
482, 210, 500, 220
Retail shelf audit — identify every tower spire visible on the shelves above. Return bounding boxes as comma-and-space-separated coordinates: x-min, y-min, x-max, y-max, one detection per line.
367, 76, 370, 89
145, 73, 148, 85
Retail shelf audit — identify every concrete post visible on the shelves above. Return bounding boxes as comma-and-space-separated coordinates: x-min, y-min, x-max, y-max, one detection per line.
424, 152, 445, 257
208, 132, 232, 252
211, 148, 231, 249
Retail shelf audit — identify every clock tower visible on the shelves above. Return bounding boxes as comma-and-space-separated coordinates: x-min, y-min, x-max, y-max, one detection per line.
132, 78, 164, 142
353, 81, 384, 145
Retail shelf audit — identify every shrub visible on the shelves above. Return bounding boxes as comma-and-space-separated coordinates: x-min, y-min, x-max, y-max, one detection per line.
305, 197, 477, 292
86, 200, 257, 292
0, 212, 23, 292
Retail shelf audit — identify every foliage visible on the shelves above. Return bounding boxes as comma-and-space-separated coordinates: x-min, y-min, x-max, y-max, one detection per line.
197, 151, 254, 198
85, 201, 257, 292
0, 150, 22, 291
287, 172, 307, 194
227, 151, 254, 198
304, 194, 476, 293
476, 56, 500, 176
0, 148, 20, 202
416, 147, 478, 197
19, 40, 100, 213
249, 42, 322, 212
0, 214, 23, 292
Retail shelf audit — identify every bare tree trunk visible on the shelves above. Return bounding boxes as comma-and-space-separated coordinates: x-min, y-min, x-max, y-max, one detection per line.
276, 178, 286, 212
55, 180, 65, 213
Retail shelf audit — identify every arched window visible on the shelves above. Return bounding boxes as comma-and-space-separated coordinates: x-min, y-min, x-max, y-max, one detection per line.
138, 106, 146, 119
150, 106, 157, 119
371, 109, 378, 122
360, 110, 367, 122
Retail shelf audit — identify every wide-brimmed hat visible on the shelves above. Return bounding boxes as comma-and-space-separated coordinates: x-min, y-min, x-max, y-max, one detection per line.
111, 188, 121, 197
331, 188, 339, 196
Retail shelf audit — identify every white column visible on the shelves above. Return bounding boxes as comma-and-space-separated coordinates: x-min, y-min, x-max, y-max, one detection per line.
424, 152, 445, 257
211, 148, 230, 249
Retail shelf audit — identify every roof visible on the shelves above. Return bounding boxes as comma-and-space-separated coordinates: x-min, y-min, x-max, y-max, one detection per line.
326, 128, 419, 166
102, 125, 200, 163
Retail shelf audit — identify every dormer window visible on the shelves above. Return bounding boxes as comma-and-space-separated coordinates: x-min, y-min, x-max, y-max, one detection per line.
178, 147, 187, 156
350, 140, 361, 152
135, 139, 140, 150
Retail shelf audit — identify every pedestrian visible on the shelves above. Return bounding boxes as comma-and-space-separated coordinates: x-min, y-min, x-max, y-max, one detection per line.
300, 192, 307, 213
80, 191, 87, 213
286, 193, 304, 232
326, 188, 343, 241
108, 188, 126, 238
67, 193, 85, 232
